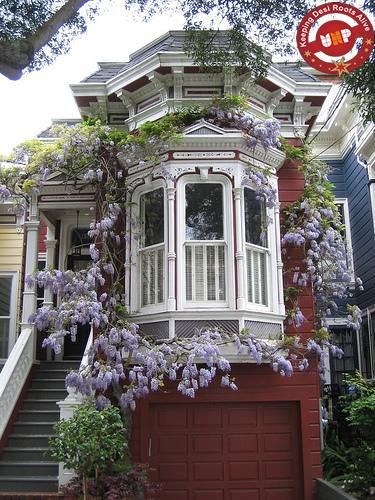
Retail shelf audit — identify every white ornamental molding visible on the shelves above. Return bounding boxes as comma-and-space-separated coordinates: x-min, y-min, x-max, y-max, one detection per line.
212, 165, 235, 177
147, 72, 168, 102
173, 165, 196, 178
116, 89, 136, 118
173, 151, 236, 160
127, 154, 168, 175
128, 177, 145, 190
39, 193, 95, 202
266, 89, 287, 116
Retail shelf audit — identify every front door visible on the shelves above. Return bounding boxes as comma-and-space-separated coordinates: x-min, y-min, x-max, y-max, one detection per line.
64, 253, 92, 360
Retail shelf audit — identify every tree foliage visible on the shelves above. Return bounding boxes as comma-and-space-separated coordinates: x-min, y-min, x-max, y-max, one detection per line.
323, 373, 375, 498
1, 0, 374, 120
0, 0, 99, 79
49, 403, 126, 499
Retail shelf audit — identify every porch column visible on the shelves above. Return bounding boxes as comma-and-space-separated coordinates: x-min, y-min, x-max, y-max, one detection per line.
124, 193, 131, 311
274, 200, 285, 315
167, 183, 176, 312
233, 187, 246, 310
57, 389, 82, 486
21, 195, 40, 329
43, 226, 57, 308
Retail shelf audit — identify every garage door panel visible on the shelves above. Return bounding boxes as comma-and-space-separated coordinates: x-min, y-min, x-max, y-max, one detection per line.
193, 489, 224, 500
228, 434, 258, 453
193, 462, 224, 480
263, 432, 293, 451
229, 489, 260, 500
157, 407, 188, 427
161, 491, 189, 500
159, 462, 188, 481
228, 461, 259, 480
192, 434, 223, 453
227, 407, 257, 426
264, 487, 297, 500
263, 460, 294, 479
263, 406, 293, 425
192, 407, 222, 426
158, 435, 188, 454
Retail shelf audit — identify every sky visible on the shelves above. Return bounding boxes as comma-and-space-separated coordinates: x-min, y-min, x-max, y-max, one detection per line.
0, 5, 185, 155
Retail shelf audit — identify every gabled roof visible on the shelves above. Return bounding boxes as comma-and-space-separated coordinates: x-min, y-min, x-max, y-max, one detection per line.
82, 31, 189, 83
81, 31, 318, 85
37, 119, 82, 139
273, 63, 320, 83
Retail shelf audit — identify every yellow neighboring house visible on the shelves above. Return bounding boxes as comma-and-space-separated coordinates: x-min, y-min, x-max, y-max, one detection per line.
0, 202, 24, 363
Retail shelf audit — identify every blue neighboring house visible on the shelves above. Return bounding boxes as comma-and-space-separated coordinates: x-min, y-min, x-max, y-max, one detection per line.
312, 89, 375, 410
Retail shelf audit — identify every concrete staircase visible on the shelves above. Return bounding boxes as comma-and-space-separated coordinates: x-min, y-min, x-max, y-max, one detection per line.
0, 360, 80, 494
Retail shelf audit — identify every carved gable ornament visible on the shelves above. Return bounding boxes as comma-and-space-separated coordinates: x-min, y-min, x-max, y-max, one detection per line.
183, 120, 227, 136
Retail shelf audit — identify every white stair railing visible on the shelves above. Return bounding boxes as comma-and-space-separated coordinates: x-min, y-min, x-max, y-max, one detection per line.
0, 327, 34, 438
57, 326, 93, 487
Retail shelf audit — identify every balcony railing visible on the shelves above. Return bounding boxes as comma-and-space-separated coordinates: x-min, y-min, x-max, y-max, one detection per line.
246, 244, 268, 306
185, 242, 226, 302
139, 244, 164, 307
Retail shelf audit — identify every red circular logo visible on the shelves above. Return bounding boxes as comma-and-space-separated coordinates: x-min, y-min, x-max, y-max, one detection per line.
296, 2, 374, 75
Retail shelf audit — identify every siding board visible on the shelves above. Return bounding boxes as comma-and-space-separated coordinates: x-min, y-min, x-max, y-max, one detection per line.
328, 148, 375, 310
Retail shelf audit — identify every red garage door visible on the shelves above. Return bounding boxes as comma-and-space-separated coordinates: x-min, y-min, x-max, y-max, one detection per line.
149, 402, 303, 500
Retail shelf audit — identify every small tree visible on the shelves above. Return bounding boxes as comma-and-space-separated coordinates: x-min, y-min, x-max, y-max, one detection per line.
49, 402, 127, 500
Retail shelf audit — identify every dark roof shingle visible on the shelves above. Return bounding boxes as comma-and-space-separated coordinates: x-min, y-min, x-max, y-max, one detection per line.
81, 32, 320, 84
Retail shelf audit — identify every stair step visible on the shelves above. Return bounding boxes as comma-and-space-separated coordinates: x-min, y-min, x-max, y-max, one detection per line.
31, 379, 66, 390
27, 389, 67, 400
0, 493, 67, 499
8, 434, 52, 447
22, 400, 60, 411
38, 361, 80, 371
0, 476, 58, 493
14, 422, 55, 435
0, 461, 58, 476
17, 411, 59, 423
35, 370, 72, 380
2, 448, 55, 462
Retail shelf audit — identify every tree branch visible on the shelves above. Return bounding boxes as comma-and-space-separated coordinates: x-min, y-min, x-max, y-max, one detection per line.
0, 0, 92, 80
30, 0, 92, 54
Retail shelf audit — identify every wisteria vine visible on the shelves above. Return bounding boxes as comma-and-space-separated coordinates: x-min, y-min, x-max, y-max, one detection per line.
0, 96, 358, 410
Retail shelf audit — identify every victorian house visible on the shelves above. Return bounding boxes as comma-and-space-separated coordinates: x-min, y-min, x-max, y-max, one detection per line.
0, 30, 368, 499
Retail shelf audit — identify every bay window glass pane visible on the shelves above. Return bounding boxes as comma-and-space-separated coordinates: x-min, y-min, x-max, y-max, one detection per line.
185, 184, 223, 240
141, 189, 164, 248
244, 188, 267, 247
0, 277, 12, 316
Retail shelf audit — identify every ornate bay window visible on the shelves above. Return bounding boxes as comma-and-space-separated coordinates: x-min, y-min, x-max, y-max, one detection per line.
128, 146, 285, 341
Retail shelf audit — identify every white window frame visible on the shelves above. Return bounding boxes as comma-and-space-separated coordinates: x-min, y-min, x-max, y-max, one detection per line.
335, 198, 355, 283
365, 306, 375, 379
131, 180, 167, 314
243, 187, 272, 312
0, 271, 18, 360
177, 174, 235, 310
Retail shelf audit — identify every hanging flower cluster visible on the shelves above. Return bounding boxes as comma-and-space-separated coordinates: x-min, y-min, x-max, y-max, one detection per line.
281, 144, 363, 332
0, 97, 355, 410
